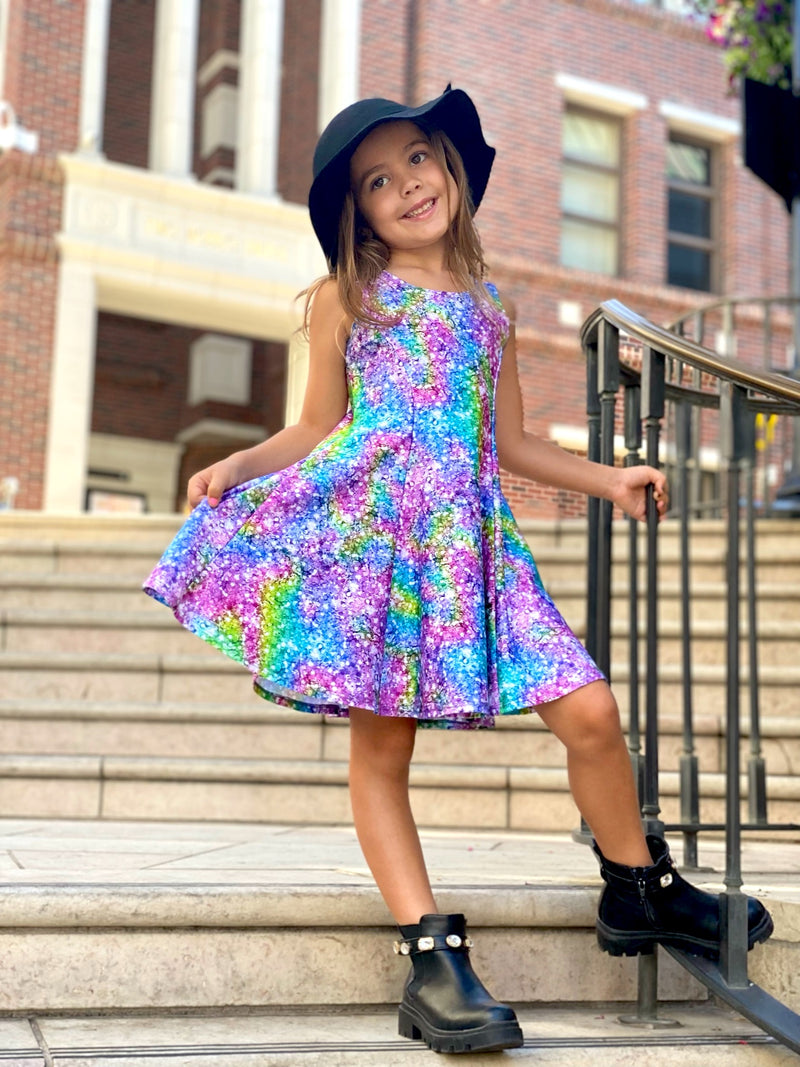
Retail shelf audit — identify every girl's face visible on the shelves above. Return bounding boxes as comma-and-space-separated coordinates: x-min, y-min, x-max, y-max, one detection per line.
349, 120, 457, 258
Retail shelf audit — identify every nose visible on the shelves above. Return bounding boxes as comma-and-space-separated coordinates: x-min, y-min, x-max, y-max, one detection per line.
402, 171, 422, 196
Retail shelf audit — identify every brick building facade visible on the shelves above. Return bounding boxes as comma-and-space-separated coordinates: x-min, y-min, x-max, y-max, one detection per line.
0, 0, 792, 516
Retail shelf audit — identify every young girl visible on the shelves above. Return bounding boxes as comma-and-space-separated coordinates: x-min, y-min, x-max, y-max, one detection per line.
144, 86, 772, 1055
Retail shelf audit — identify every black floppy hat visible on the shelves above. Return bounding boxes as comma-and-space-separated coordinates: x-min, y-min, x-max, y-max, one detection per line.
309, 86, 495, 269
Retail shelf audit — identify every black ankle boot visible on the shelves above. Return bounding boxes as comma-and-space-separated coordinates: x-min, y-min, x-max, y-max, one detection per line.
594, 834, 773, 960
395, 913, 523, 1054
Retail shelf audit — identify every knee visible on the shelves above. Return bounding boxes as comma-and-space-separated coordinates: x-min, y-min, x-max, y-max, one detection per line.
563, 686, 623, 757
349, 710, 416, 778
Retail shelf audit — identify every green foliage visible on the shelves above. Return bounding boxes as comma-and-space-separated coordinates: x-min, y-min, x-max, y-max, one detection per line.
693, 0, 794, 88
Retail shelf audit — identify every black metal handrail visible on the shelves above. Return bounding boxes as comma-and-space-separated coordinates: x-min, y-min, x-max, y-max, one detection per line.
669, 294, 800, 376
581, 299, 800, 1051
667, 295, 800, 517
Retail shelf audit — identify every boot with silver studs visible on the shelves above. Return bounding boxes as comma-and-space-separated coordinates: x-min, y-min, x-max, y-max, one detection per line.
594, 834, 773, 960
395, 913, 523, 1054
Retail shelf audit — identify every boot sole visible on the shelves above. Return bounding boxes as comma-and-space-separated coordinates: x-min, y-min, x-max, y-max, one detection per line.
597, 910, 775, 961
398, 1004, 524, 1054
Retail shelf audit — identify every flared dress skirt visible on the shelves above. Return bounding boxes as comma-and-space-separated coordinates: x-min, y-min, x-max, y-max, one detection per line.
143, 272, 603, 729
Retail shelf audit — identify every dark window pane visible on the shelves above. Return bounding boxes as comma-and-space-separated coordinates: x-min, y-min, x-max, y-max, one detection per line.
667, 140, 710, 185
669, 189, 711, 237
668, 243, 711, 291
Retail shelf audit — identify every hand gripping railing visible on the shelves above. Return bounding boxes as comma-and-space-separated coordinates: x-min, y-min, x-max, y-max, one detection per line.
581, 299, 800, 1051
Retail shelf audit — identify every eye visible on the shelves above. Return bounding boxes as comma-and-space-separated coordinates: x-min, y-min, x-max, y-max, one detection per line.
370, 175, 389, 190
410, 150, 428, 165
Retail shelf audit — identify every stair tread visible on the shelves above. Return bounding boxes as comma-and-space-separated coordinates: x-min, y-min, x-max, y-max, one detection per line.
23, 1004, 778, 1064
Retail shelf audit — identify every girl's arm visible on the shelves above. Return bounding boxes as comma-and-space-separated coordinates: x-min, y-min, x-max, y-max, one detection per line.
188, 279, 350, 508
494, 302, 668, 523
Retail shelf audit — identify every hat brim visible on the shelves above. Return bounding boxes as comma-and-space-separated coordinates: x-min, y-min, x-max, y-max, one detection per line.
309, 87, 495, 270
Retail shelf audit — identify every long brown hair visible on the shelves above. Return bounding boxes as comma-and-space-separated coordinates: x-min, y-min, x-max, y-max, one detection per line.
301, 126, 490, 334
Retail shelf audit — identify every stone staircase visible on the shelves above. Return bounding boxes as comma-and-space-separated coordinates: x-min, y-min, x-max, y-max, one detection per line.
2, 512, 800, 1062
1, 511, 800, 831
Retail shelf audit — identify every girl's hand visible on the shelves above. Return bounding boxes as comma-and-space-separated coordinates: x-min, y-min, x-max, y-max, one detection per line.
187, 454, 244, 509
611, 465, 669, 523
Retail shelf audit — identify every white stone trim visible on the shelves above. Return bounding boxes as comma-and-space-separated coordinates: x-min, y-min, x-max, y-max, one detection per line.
235, 0, 283, 196
285, 331, 310, 425
47, 153, 324, 512
87, 434, 184, 514
0, 0, 11, 99
44, 263, 98, 512
78, 0, 112, 154
201, 82, 238, 157
149, 0, 201, 176
555, 73, 647, 116
318, 0, 362, 132
200, 166, 236, 186
175, 418, 266, 444
197, 48, 240, 88
658, 100, 740, 142
188, 333, 252, 406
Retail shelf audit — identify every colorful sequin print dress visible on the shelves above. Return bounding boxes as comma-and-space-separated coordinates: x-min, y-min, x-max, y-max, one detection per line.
143, 271, 603, 728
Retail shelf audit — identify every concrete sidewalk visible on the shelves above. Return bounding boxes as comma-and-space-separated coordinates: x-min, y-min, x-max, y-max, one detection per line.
0, 817, 797, 895
0, 818, 799, 1065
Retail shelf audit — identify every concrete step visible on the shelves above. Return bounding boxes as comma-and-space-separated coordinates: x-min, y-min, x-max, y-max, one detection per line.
5, 535, 800, 585
3, 510, 798, 549
3, 571, 800, 628
4, 607, 798, 669
0, 818, 780, 1016
1, 696, 798, 773
6, 1004, 791, 1064
0, 817, 795, 1046
2, 649, 798, 715
0, 746, 798, 829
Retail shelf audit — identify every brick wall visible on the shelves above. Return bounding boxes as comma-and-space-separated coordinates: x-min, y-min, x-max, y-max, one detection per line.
193, 0, 239, 185
359, 0, 791, 517
0, 0, 83, 509
103, 0, 156, 168
2, 0, 793, 515
277, 0, 321, 205
91, 313, 287, 440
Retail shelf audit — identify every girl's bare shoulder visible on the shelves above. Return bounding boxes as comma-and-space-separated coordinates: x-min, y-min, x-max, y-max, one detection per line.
309, 277, 354, 341
489, 283, 516, 324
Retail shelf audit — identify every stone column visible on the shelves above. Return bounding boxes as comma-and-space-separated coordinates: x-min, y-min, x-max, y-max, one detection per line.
78, 0, 112, 154
44, 262, 98, 512
149, 0, 200, 176
318, 0, 362, 132
235, 0, 284, 197
284, 332, 310, 427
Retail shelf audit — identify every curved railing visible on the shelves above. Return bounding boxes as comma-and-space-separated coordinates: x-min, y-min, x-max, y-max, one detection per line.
668, 294, 800, 516
581, 299, 800, 1051
669, 294, 800, 373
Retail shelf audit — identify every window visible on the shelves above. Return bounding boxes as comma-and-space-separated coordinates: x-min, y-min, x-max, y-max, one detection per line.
666, 136, 716, 292
560, 108, 621, 276
632, 0, 695, 12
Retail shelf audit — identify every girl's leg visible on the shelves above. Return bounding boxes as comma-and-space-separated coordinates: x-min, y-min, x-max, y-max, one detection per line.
538, 680, 773, 958
348, 707, 523, 1053
348, 707, 436, 924
536, 680, 651, 867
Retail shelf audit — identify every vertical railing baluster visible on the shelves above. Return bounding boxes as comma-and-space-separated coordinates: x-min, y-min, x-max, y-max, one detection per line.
579, 335, 601, 845
690, 369, 703, 518
720, 383, 749, 988
624, 382, 644, 803
744, 415, 767, 825
621, 345, 668, 1029
586, 338, 600, 667
596, 322, 619, 683
641, 347, 666, 840
676, 401, 700, 867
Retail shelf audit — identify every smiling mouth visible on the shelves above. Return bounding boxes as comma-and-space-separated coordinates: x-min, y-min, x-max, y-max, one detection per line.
403, 198, 436, 219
